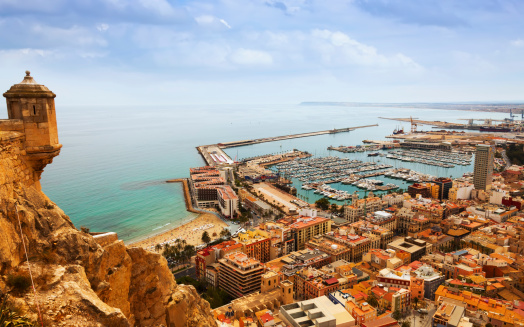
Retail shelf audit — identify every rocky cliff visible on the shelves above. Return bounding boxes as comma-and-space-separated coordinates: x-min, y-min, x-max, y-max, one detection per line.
0, 133, 217, 326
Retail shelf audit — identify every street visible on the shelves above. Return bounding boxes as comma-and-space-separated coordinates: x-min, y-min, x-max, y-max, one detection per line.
174, 265, 196, 280
408, 302, 436, 327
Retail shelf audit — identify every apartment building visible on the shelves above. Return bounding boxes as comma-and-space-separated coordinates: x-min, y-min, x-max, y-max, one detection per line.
289, 215, 332, 250
189, 166, 239, 217
234, 229, 272, 263
195, 240, 242, 279
326, 227, 373, 262
218, 252, 264, 298
362, 249, 403, 271
351, 220, 394, 249
345, 193, 388, 223
473, 144, 494, 191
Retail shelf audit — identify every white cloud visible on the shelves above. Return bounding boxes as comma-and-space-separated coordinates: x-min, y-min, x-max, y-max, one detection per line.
511, 39, 524, 47
309, 29, 423, 70
230, 48, 273, 65
195, 15, 232, 29
31, 24, 107, 47
96, 23, 109, 32
219, 19, 232, 29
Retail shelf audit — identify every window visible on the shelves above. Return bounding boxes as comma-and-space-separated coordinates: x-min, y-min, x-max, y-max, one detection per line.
33, 105, 36, 115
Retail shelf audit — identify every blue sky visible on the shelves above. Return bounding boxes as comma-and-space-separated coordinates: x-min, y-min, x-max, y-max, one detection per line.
0, 0, 523, 105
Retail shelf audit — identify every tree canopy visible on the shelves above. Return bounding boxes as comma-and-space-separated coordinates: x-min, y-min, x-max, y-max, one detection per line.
315, 198, 330, 210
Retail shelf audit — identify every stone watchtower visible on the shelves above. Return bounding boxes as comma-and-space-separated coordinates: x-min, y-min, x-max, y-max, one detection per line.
2, 71, 61, 189
279, 280, 294, 305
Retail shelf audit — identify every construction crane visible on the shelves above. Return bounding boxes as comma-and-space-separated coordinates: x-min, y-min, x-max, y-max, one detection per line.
510, 109, 516, 121
410, 116, 417, 133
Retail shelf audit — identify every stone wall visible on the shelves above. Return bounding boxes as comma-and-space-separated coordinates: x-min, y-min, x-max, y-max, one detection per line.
0, 133, 34, 186
0, 119, 24, 133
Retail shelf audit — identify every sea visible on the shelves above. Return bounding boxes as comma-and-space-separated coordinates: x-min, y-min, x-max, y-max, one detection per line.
31, 104, 510, 244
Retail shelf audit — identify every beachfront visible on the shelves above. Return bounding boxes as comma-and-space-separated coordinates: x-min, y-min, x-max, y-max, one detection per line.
129, 212, 228, 253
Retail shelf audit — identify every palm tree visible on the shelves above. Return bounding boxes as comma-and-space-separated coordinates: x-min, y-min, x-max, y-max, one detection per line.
183, 244, 196, 266
155, 244, 162, 252
201, 231, 211, 245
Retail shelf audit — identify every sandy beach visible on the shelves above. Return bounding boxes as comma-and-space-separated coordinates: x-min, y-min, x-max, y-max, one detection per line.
129, 212, 229, 253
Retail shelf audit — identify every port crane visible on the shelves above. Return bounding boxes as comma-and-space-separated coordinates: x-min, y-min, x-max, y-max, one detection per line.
410, 116, 417, 133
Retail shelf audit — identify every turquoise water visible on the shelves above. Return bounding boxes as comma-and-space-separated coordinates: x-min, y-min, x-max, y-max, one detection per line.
32, 104, 509, 243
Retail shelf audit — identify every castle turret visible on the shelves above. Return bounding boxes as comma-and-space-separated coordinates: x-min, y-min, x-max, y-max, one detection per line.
2, 71, 61, 189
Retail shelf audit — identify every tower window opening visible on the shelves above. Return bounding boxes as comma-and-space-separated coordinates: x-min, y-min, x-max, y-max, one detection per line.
33, 105, 36, 115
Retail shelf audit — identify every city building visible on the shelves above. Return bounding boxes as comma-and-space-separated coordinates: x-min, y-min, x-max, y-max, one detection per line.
395, 207, 429, 236
346, 299, 377, 326
218, 252, 264, 298
256, 222, 295, 260
403, 197, 446, 225
345, 193, 388, 223
376, 268, 411, 290
306, 235, 353, 263
362, 249, 403, 271
410, 277, 425, 300
217, 186, 239, 218
416, 227, 454, 251
433, 177, 453, 200
327, 227, 373, 262
473, 144, 494, 191
448, 181, 474, 201
289, 214, 332, 250
413, 264, 445, 300
432, 301, 465, 327
408, 183, 437, 199
434, 286, 524, 327
280, 296, 356, 327
391, 288, 411, 314
195, 240, 242, 280
361, 223, 394, 250
387, 237, 428, 262
189, 166, 239, 217
234, 229, 272, 263
213, 272, 294, 323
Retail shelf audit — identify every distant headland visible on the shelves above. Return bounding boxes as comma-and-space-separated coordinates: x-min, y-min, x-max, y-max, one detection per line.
300, 102, 524, 113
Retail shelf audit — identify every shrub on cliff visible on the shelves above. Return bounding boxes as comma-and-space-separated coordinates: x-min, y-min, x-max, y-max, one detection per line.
6, 274, 31, 295
0, 292, 35, 327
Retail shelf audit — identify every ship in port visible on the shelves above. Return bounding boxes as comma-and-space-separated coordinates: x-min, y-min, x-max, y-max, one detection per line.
479, 126, 512, 132
393, 126, 404, 135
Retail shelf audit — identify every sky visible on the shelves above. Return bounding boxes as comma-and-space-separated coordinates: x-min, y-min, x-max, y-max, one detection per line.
0, 0, 523, 105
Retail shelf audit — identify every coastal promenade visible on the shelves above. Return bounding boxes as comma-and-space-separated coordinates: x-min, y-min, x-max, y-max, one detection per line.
197, 124, 378, 166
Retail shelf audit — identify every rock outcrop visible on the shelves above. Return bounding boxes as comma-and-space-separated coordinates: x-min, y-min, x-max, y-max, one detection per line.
0, 75, 217, 326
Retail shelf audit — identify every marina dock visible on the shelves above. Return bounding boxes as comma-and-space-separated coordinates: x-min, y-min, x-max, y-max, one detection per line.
217, 124, 379, 149
198, 124, 378, 166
